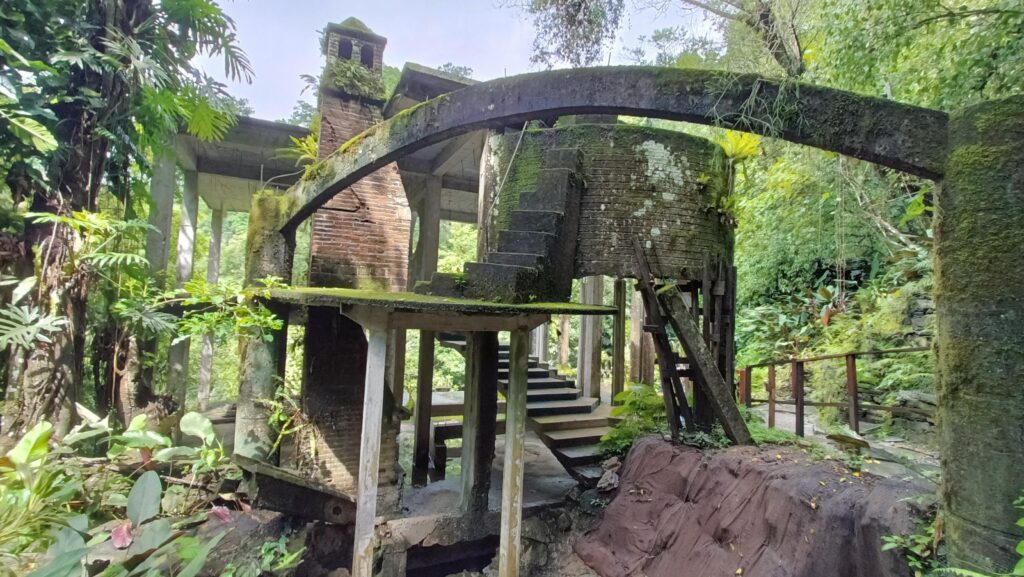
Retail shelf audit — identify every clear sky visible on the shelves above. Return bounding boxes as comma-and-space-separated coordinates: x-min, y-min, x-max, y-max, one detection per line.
197, 0, 710, 122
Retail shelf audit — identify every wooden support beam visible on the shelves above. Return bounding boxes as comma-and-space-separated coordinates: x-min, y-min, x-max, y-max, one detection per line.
461, 332, 499, 513
658, 289, 752, 445
498, 329, 529, 577
742, 366, 753, 409
767, 365, 776, 429
846, 354, 859, 434
413, 330, 435, 474
352, 327, 388, 577
612, 279, 626, 403
792, 361, 806, 437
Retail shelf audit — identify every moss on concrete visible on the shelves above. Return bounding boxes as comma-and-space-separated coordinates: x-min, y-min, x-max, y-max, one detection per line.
935, 95, 1024, 572
264, 286, 616, 316
336, 16, 374, 34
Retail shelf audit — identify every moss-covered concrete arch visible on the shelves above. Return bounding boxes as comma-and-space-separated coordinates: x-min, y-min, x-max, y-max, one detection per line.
282, 66, 948, 231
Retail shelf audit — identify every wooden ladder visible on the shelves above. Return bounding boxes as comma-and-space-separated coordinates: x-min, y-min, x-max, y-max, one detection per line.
632, 238, 695, 438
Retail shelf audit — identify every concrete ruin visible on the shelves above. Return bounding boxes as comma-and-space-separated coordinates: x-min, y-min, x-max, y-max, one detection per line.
226, 15, 1024, 577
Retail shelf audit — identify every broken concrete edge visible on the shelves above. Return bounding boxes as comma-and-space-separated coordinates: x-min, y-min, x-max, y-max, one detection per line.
281, 66, 949, 231
261, 286, 619, 316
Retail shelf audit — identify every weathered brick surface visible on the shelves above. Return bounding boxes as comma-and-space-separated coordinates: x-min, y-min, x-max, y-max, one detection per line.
300, 23, 407, 511
484, 124, 732, 281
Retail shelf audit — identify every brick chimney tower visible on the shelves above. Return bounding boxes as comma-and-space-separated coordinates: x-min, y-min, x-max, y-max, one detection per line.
309, 17, 410, 290
300, 17, 407, 509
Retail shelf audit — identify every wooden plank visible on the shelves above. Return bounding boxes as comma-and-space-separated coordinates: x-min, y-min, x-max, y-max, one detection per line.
767, 364, 776, 428
846, 354, 860, 434
792, 361, 805, 437
612, 279, 626, 403
461, 332, 498, 513
629, 291, 654, 385
352, 328, 388, 577
742, 367, 753, 408
658, 289, 752, 445
413, 330, 435, 472
498, 329, 530, 577
747, 346, 931, 368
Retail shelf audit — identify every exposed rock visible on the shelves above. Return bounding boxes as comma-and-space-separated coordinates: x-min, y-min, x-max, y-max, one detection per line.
575, 438, 928, 577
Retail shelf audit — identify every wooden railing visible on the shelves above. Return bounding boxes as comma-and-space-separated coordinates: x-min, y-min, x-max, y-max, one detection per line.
736, 346, 932, 436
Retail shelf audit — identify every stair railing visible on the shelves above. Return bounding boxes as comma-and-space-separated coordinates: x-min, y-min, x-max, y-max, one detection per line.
738, 346, 932, 436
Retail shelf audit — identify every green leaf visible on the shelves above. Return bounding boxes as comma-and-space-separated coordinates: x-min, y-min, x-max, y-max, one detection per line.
178, 412, 215, 444
127, 471, 162, 526
7, 420, 53, 465
7, 115, 58, 152
25, 548, 87, 577
128, 518, 172, 555
152, 446, 199, 462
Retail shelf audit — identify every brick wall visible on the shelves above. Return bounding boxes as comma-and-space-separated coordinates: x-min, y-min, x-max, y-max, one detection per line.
484, 124, 732, 281
299, 23, 408, 511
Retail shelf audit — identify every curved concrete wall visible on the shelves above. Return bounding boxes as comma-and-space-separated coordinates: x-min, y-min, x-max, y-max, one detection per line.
483, 123, 733, 281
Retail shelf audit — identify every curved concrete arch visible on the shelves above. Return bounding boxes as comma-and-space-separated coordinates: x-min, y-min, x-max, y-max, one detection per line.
283, 66, 947, 231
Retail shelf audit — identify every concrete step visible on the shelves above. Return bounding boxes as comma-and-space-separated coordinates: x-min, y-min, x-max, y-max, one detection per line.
573, 465, 605, 484
527, 396, 598, 417
497, 230, 557, 256
532, 405, 616, 431
526, 387, 581, 403
463, 262, 539, 302
509, 210, 563, 235
541, 426, 611, 448
497, 366, 554, 379
552, 443, 604, 467
487, 252, 545, 267
543, 148, 582, 171
500, 376, 573, 390
520, 188, 568, 212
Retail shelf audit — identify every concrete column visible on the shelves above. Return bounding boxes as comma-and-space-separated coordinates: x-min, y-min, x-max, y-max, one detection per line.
936, 96, 1024, 572
577, 276, 604, 399
167, 170, 199, 408
611, 279, 626, 403
412, 178, 441, 476
497, 328, 529, 577
530, 323, 549, 364
352, 327, 388, 577
461, 332, 498, 513
630, 290, 656, 385
235, 190, 295, 462
197, 208, 224, 411
145, 146, 176, 282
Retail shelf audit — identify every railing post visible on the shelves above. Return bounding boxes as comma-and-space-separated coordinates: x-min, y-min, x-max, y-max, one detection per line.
845, 354, 860, 434
743, 366, 753, 409
792, 361, 805, 437
767, 364, 776, 429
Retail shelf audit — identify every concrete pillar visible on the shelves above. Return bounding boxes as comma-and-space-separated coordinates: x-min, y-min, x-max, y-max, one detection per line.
461, 332, 498, 513
611, 279, 626, 403
497, 328, 529, 577
412, 178, 441, 476
167, 170, 199, 408
197, 208, 224, 411
531, 323, 549, 364
630, 290, 656, 385
577, 276, 603, 399
235, 190, 295, 462
145, 147, 176, 282
352, 327, 388, 577
936, 95, 1024, 572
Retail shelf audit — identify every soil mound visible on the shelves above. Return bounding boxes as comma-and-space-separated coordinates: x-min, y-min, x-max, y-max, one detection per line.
575, 437, 927, 577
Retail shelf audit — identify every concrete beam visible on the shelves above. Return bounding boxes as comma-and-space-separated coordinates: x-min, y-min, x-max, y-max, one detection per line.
498, 328, 530, 577
352, 325, 388, 577
432, 131, 484, 176
197, 208, 224, 411
145, 147, 177, 283
283, 67, 949, 230
461, 332, 498, 513
168, 170, 199, 408
577, 276, 604, 400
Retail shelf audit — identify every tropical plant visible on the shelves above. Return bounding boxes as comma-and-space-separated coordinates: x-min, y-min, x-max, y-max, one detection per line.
600, 383, 668, 456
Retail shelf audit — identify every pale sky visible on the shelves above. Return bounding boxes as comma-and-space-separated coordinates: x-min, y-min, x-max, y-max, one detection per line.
197, 0, 711, 121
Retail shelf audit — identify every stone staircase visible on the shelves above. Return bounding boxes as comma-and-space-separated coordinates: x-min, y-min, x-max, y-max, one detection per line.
416, 148, 584, 303
439, 334, 616, 482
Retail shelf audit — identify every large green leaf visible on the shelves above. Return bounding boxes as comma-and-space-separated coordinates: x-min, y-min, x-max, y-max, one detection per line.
127, 471, 162, 526
25, 548, 88, 577
175, 531, 226, 577
178, 412, 215, 444
6, 115, 58, 152
7, 421, 53, 465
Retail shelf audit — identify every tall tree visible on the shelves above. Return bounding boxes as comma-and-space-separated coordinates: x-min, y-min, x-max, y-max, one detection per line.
0, 0, 252, 439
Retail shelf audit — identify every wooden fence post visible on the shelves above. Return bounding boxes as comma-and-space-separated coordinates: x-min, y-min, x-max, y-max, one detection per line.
742, 366, 753, 409
792, 361, 805, 437
845, 354, 860, 434
767, 364, 776, 429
